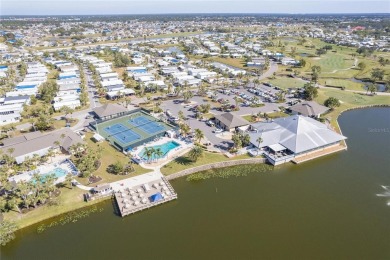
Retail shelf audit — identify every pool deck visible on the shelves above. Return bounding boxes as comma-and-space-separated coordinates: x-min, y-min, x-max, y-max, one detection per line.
112, 172, 178, 217
130, 136, 193, 167
8, 155, 74, 184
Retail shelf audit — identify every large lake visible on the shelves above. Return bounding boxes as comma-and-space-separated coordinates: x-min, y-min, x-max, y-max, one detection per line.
2, 107, 390, 259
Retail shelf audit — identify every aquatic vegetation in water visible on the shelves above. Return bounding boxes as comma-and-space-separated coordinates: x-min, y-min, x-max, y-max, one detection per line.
186, 164, 273, 181
37, 206, 103, 234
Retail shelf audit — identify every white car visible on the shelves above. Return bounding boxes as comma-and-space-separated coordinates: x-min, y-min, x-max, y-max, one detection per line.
213, 128, 223, 133
206, 120, 215, 126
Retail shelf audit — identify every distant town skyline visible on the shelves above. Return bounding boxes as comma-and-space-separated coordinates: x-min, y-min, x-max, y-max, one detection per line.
2, 0, 389, 15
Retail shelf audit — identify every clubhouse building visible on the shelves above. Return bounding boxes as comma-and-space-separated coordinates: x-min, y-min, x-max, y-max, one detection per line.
247, 115, 347, 165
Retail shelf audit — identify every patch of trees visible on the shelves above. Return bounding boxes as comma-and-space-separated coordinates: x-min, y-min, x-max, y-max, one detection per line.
356, 47, 374, 57
378, 57, 389, 67
39, 81, 59, 103
371, 68, 385, 81
18, 62, 27, 77
0, 220, 18, 246
71, 144, 102, 178
71, 35, 86, 41
231, 132, 251, 151
113, 52, 130, 67
107, 161, 134, 175
324, 97, 341, 110
311, 65, 321, 84
303, 82, 318, 101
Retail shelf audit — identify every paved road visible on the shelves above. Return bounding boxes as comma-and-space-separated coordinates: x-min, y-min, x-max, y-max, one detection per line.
68, 66, 102, 131
258, 62, 278, 80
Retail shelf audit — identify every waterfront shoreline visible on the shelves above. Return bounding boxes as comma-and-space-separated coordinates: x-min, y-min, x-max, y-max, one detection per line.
7, 105, 390, 232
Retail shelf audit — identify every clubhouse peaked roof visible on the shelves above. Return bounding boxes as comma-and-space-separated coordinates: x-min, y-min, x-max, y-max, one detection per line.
214, 112, 249, 129
93, 104, 127, 119
289, 101, 329, 117
249, 115, 346, 154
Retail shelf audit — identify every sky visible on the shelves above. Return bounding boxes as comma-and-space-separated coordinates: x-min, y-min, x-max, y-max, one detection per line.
1, 0, 389, 15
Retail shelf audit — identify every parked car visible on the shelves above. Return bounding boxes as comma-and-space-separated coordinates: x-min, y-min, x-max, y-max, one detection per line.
206, 120, 215, 127
213, 128, 223, 133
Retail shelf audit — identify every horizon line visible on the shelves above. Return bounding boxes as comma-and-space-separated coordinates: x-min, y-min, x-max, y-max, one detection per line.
2, 12, 390, 16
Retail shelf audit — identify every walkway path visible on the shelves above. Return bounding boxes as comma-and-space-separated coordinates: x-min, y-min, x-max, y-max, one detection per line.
72, 181, 93, 191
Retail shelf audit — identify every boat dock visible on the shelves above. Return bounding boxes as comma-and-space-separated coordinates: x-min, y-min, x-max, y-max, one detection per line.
114, 176, 177, 217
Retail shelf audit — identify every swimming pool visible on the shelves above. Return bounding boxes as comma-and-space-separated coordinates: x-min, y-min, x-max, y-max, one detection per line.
139, 141, 180, 160
31, 168, 68, 184
42, 168, 68, 179
16, 85, 37, 89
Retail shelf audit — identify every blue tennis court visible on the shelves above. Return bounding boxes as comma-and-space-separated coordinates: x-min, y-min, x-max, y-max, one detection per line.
104, 123, 141, 144
128, 116, 165, 134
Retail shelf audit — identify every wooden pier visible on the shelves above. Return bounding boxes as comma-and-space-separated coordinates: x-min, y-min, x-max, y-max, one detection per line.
114, 177, 178, 217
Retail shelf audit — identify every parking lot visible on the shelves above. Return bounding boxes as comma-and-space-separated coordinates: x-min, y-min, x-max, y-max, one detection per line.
159, 83, 298, 151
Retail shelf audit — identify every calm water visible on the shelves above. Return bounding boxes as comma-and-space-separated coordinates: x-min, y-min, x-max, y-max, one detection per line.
2, 108, 390, 260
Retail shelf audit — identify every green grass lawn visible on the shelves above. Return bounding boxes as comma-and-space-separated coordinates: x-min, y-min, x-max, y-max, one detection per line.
208, 57, 247, 69
264, 77, 306, 89
318, 78, 365, 91
52, 119, 79, 129
312, 53, 354, 73
161, 151, 252, 176
242, 115, 256, 122
242, 111, 289, 123
315, 88, 390, 129
4, 187, 91, 230
272, 37, 390, 81
268, 111, 290, 118
75, 133, 150, 186
154, 43, 180, 49
4, 133, 152, 230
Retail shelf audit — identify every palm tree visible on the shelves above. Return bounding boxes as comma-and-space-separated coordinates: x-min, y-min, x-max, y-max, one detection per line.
216, 74, 221, 85
5, 145, 14, 156
65, 173, 73, 189
167, 83, 173, 94
7, 197, 21, 213
53, 140, 61, 155
194, 129, 204, 144
16, 181, 30, 209
183, 90, 193, 103
233, 96, 240, 110
47, 148, 55, 163
180, 123, 191, 138
143, 147, 153, 163
122, 71, 129, 82
29, 118, 37, 132
237, 72, 244, 85
178, 110, 185, 123
154, 148, 164, 162
30, 153, 40, 168
256, 137, 263, 155
188, 145, 203, 162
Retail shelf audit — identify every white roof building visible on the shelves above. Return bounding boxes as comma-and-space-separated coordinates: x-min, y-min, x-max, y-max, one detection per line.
249, 115, 346, 155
